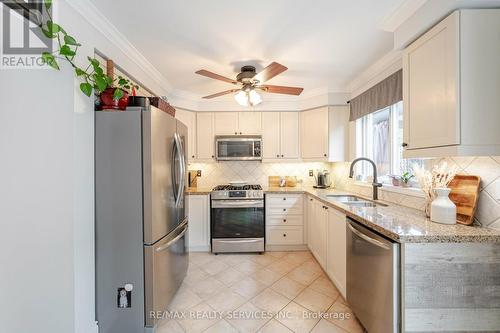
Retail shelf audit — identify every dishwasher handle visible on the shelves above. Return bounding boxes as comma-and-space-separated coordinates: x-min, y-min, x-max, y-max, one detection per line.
347, 222, 391, 250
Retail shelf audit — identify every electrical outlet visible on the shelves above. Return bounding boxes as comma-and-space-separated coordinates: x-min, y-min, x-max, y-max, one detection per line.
309, 170, 314, 177
197, 170, 202, 177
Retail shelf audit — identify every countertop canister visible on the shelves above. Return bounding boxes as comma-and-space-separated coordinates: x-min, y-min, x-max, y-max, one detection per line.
430, 188, 457, 225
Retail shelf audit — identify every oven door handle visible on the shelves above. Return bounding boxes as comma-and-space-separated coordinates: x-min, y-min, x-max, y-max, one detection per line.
216, 239, 262, 243
212, 200, 264, 208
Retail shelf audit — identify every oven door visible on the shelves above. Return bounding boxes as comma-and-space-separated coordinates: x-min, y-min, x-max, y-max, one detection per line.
211, 199, 264, 238
215, 136, 262, 161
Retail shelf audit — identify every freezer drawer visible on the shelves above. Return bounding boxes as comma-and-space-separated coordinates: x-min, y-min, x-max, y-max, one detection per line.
144, 220, 188, 327
346, 219, 400, 333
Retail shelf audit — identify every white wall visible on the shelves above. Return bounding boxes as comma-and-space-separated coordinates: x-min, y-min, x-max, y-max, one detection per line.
0, 1, 173, 332
0, 64, 76, 332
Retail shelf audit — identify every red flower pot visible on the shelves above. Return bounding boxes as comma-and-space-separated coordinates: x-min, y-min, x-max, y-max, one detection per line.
99, 88, 129, 110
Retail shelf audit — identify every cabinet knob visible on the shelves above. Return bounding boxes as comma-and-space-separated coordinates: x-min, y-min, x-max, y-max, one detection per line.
234, 132, 237, 135
192, 155, 195, 158
402, 142, 408, 147
310, 198, 313, 201
283, 208, 286, 212
283, 197, 286, 201
324, 153, 327, 157
239, 132, 242, 135
283, 234, 287, 237
211, 155, 214, 158
281, 155, 284, 157
283, 219, 287, 222
276, 154, 280, 158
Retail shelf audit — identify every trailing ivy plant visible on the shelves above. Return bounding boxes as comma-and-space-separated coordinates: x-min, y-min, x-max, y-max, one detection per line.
38, 0, 138, 100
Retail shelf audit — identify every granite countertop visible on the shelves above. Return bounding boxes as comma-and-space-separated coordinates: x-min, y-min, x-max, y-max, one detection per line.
187, 185, 500, 243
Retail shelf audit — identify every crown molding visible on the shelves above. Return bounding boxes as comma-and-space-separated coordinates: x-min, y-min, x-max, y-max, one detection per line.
66, 0, 173, 95
380, 0, 428, 32
348, 49, 402, 98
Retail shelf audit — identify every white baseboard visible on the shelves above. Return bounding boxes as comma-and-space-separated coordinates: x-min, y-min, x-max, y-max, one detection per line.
265, 244, 309, 252
188, 245, 210, 252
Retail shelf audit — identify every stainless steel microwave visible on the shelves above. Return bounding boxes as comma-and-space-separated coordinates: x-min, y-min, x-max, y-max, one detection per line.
215, 135, 262, 161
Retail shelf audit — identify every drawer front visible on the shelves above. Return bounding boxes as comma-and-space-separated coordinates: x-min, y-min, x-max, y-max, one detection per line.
267, 206, 303, 216
266, 215, 303, 226
266, 226, 303, 245
266, 194, 303, 209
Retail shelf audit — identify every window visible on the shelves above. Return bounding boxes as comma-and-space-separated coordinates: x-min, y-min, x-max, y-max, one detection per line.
355, 101, 422, 184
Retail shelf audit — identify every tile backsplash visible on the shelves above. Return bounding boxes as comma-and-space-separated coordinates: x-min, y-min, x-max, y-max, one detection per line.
188, 161, 331, 188
331, 156, 500, 231
189, 156, 500, 231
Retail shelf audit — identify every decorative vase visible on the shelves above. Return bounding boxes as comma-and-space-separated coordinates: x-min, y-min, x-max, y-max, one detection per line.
430, 188, 456, 224
99, 88, 129, 110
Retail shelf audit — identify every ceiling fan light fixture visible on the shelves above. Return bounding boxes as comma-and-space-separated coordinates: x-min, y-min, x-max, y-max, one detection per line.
234, 90, 249, 107
248, 89, 262, 106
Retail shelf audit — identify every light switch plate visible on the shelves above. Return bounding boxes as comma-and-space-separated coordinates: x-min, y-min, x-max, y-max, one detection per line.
197, 170, 202, 177
309, 170, 314, 177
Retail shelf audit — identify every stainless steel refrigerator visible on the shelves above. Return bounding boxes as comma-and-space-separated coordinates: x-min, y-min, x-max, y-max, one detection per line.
95, 106, 188, 333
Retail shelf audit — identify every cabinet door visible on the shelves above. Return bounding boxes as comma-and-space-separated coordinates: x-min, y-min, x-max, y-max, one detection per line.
280, 112, 300, 159
214, 112, 239, 135
196, 113, 215, 160
403, 12, 459, 149
238, 112, 262, 134
301, 107, 329, 159
187, 195, 210, 250
307, 196, 315, 251
316, 204, 328, 268
262, 112, 281, 159
327, 209, 347, 298
176, 109, 196, 161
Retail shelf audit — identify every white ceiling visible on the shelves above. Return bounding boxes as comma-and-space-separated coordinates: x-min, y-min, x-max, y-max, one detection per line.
90, 0, 407, 100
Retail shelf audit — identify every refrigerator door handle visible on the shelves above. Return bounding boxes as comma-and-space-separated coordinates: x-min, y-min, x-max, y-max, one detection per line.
155, 222, 188, 252
177, 133, 186, 205
173, 133, 185, 207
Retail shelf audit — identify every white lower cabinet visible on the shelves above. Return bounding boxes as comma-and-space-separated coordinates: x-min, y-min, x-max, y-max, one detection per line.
326, 208, 347, 298
187, 194, 210, 251
307, 195, 347, 298
266, 194, 304, 248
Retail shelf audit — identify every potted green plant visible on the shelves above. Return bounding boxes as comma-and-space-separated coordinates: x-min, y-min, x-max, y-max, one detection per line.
37, 0, 138, 110
401, 171, 415, 187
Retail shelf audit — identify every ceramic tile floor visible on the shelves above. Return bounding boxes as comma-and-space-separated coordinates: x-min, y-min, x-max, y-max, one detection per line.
157, 251, 365, 333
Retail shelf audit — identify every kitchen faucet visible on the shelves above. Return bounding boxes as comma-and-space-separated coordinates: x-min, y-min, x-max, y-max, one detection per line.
349, 157, 382, 200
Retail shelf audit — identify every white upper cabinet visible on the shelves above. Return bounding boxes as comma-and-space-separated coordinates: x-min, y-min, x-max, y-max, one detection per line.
262, 112, 300, 161
238, 112, 262, 135
175, 109, 196, 161
403, 11, 459, 151
262, 112, 281, 159
280, 112, 300, 159
301, 107, 329, 160
214, 112, 239, 135
301, 106, 349, 161
196, 112, 215, 160
403, 9, 500, 157
214, 112, 262, 135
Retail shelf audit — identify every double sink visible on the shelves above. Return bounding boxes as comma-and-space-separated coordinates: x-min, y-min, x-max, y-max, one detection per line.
326, 195, 387, 208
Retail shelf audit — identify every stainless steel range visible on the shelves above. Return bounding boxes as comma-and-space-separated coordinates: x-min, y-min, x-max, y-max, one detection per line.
211, 184, 265, 253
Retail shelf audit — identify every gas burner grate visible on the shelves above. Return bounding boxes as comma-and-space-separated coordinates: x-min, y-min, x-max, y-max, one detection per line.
212, 184, 262, 191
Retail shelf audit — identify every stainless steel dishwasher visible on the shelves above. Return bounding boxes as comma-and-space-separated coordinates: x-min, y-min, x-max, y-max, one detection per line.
346, 218, 400, 333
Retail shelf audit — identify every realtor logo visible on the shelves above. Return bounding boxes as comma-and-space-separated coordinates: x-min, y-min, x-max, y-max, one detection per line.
1, 0, 53, 69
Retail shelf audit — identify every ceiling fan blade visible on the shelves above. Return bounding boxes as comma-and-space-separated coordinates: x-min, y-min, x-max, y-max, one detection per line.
253, 62, 288, 83
258, 84, 304, 95
202, 89, 240, 99
195, 69, 238, 85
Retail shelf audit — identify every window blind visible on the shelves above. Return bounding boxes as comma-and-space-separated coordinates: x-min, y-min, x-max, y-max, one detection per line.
349, 69, 402, 121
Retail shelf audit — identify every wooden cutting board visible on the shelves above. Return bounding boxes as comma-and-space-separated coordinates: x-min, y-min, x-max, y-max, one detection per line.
268, 176, 297, 187
448, 174, 481, 226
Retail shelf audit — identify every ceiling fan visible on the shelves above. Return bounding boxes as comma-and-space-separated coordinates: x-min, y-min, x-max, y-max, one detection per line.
195, 62, 304, 106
